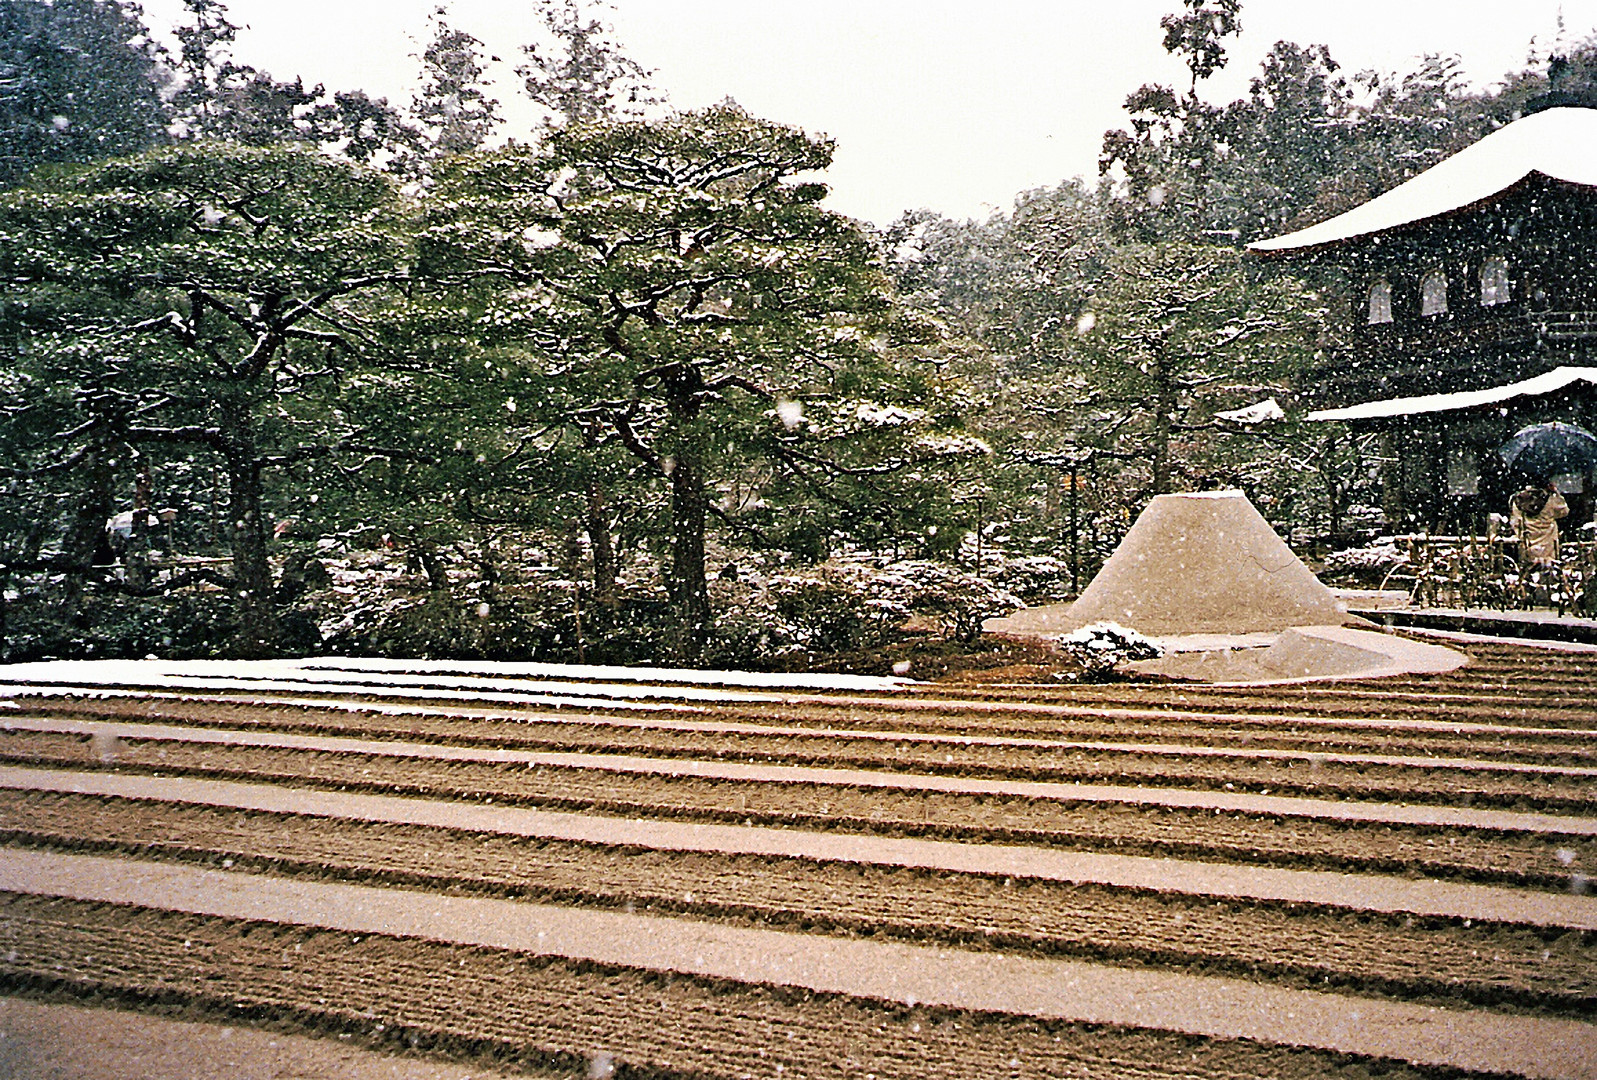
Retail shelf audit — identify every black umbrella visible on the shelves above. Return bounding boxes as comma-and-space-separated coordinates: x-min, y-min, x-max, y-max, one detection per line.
1498, 421, 1597, 478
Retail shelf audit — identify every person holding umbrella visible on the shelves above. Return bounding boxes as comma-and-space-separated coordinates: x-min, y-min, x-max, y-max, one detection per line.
1499, 422, 1597, 567
1509, 477, 1570, 567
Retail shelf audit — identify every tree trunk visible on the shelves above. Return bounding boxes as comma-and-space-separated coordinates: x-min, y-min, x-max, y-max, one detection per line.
666, 444, 711, 664
59, 427, 116, 632
124, 460, 154, 591
586, 475, 617, 608
1150, 361, 1177, 496
219, 398, 280, 657
407, 539, 447, 591
659, 364, 712, 665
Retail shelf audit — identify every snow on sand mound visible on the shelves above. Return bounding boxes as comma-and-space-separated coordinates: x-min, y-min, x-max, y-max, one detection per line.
986, 491, 1466, 684
987, 490, 1349, 637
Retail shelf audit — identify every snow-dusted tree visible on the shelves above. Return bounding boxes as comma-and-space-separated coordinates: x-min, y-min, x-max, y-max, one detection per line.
517, 0, 659, 128
1099, 0, 1242, 240
425, 104, 970, 660
168, 0, 418, 164
410, 5, 501, 159
0, 144, 413, 655
0, 0, 169, 186
1072, 242, 1322, 497
882, 182, 1121, 570
885, 181, 1112, 363
1205, 42, 1357, 240
1102, 4, 1497, 246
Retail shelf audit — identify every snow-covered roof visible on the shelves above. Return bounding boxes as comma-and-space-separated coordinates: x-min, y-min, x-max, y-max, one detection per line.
1215, 397, 1285, 425
1249, 108, 1597, 254
1306, 365, 1597, 422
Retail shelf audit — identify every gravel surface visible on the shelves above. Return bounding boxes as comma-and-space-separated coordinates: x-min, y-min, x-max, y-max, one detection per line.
2, 784, 1593, 1015
8, 851, 1597, 1079
0, 645, 1593, 1078
4, 727, 1590, 886
0, 995, 525, 1080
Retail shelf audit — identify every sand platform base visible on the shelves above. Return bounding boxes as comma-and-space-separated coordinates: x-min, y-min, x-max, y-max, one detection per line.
1125, 625, 1466, 686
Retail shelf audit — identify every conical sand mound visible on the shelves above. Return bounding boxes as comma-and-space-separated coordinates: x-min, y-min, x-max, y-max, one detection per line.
994, 490, 1347, 636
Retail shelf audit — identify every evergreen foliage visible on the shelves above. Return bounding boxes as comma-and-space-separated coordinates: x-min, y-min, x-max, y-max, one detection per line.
410, 5, 502, 160
517, 0, 660, 128
168, 0, 420, 164
0, 143, 414, 655
3, 0, 1593, 666
423, 103, 976, 661
0, 0, 168, 186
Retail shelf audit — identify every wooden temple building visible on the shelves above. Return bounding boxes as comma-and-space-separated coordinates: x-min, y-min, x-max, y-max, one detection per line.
1249, 106, 1597, 532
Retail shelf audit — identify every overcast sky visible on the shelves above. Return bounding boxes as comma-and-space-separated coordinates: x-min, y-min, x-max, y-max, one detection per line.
136, 0, 1597, 225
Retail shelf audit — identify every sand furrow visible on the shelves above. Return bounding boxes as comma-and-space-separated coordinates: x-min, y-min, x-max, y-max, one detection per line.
4, 766, 1593, 931
6, 715, 1594, 829
3, 849, 1595, 1080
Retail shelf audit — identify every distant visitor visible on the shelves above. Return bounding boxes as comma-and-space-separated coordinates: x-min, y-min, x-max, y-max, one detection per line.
1509, 480, 1569, 567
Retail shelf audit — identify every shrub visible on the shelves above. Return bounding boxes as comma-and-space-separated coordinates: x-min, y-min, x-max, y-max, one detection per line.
1054, 621, 1163, 682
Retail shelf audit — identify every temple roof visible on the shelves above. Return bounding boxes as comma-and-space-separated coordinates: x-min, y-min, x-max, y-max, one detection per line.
1249, 107, 1597, 254
1305, 365, 1597, 422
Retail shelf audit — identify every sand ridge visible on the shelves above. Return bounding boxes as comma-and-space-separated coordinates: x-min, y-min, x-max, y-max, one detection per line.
6, 849, 1595, 1080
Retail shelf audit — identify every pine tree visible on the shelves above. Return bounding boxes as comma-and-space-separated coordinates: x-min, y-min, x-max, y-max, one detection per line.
1072, 243, 1321, 497
0, 0, 168, 186
411, 5, 501, 158
424, 105, 966, 661
0, 144, 414, 655
517, 0, 659, 128
168, 0, 419, 164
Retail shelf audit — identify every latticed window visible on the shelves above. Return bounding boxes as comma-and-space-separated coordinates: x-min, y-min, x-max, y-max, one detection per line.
1421, 270, 1448, 316
1480, 255, 1510, 305
1367, 278, 1393, 324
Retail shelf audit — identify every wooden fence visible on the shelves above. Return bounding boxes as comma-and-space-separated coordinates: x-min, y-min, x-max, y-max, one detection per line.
1382, 534, 1597, 616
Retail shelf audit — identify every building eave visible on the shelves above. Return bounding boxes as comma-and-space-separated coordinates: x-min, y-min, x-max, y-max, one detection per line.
1247, 107, 1597, 256
1305, 365, 1597, 423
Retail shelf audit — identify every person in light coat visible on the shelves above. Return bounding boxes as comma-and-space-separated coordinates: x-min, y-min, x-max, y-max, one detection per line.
1509, 479, 1570, 566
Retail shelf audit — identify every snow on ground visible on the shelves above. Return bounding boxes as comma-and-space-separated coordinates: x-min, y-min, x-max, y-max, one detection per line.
0, 656, 911, 705
297, 655, 913, 691
0, 680, 687, 712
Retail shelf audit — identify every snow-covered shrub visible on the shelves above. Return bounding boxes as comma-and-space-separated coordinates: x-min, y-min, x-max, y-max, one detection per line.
704, 553, 1024, 666
1054, 622, 1162, 682
1323, 541, 1404, 572
300, 536, 677, 663
983, 552, 1073, 603
2, 580, 243, 661
767, 567, 909, 653
1320, 540, 1406, 585
863, 558, 1024, 641
705, 566, 903, 668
